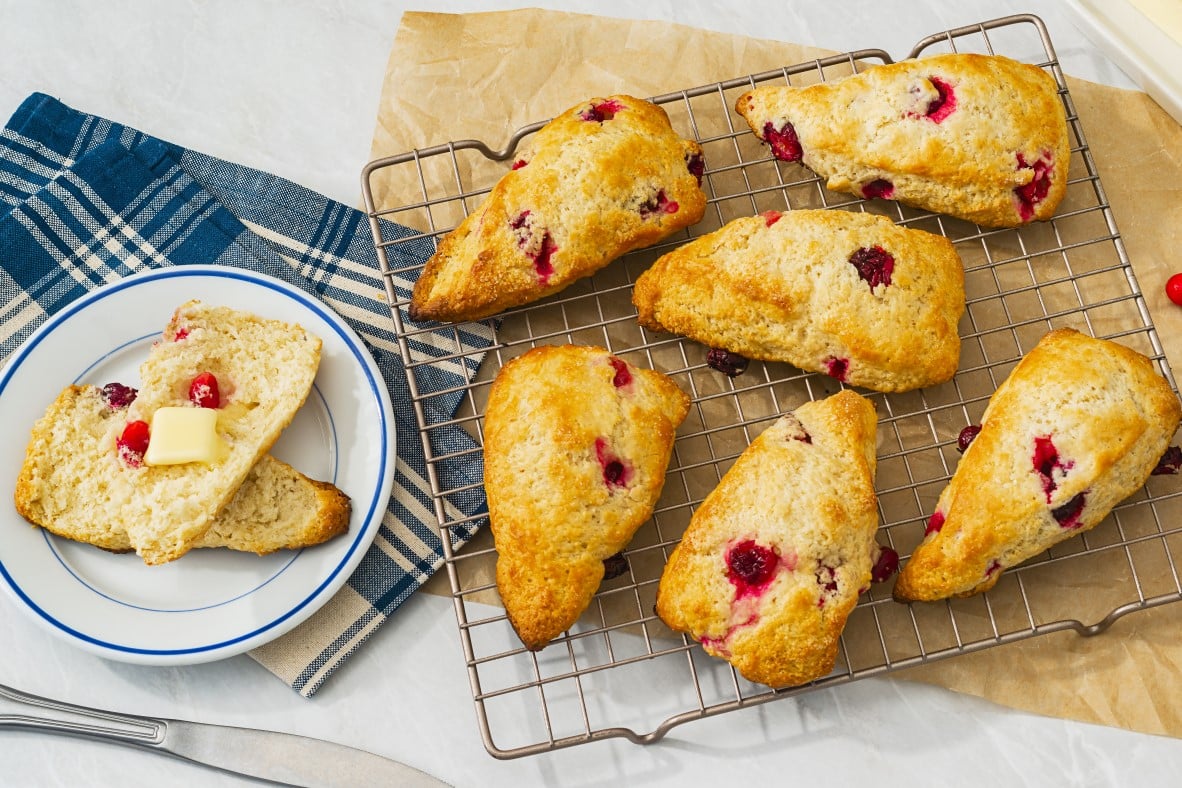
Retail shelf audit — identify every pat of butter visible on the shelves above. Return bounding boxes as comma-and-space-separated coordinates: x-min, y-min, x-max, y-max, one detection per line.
144, 407, 226, 466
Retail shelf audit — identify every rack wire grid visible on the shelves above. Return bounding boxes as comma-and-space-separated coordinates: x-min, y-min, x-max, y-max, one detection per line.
362, 14, 1182, 758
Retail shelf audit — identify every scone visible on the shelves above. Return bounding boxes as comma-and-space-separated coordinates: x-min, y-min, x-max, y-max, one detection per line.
13, 301, 322, 565
15, 384, 351, 555
735, 53, 1069, 228
409, 94, 706, 323
483, 345, 691, 650
894, 329, 1182, 602
656, 390, 879, 688
632, 209, 965, 392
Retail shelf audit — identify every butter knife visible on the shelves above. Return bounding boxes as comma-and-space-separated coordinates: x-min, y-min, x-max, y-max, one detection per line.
0, 682, 448, 787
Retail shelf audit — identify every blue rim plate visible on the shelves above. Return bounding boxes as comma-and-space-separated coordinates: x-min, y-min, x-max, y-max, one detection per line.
0, 266, 395, 665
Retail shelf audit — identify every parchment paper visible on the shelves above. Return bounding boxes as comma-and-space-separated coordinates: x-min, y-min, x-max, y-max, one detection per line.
368, 9, 1182, 738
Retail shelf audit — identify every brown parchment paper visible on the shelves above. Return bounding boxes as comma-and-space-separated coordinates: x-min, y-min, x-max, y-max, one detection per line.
368, 9, 1182, 738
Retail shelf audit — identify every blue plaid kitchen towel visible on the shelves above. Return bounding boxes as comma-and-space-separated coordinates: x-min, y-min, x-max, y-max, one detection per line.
0, 93, 491, 696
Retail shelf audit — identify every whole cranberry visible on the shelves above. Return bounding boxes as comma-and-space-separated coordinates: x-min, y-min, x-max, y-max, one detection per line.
706, 348, 749, 377
1152, 445, 1182, 475
870, 545, 900, 583
1167, 274, 1182, 307
602, 552, 629, 580
956, 425, 981, 453
101, 382, 138, 410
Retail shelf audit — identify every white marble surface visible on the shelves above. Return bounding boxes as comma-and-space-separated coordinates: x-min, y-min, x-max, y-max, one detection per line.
1, 1, 1180, 786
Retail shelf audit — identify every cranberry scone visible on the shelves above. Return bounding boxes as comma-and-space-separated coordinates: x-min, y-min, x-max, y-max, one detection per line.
735, 54, 1069, 228
409, 95, 706, 323
15, 384, 351, 555
894, 329, 1182, 602
484, 345, 690, 650
656, 390, 882, 688
632, 209, 965, 392
13, 301, 322, 565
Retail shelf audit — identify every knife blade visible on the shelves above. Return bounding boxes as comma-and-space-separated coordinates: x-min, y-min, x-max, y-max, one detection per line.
0, 682, 449, 787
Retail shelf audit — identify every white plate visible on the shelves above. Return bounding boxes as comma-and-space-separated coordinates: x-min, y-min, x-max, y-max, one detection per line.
0, 266, 395, 664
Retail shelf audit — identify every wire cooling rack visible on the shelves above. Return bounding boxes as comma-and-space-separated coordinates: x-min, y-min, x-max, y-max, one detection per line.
361, 14, 1182, 758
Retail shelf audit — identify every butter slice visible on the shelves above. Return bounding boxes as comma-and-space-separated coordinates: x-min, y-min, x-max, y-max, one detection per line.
144, 407, 225, 466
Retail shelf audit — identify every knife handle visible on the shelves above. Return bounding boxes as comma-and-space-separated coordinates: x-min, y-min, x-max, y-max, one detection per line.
0, 682, 163, 746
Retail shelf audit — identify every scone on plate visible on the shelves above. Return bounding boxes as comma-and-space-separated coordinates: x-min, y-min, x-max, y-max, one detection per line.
409, 94, 707, 323
735, 54, 1069, 228
11, 301, 323, 565
632, 209, 965, 392
483, 345, 690, 651
894, 329, 1182, 602
656, 390, 880, 688
15, 384, 350, 555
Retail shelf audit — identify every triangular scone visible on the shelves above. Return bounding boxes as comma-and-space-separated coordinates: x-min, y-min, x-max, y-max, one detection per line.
409, 95, 706, 323
735, 54, 1069, 228
633, 209, 964, 392
656, 391, 880, 688
15, 384, 350, 555
44, 301, 324, 564
894, 329, 1182, 602
483, 345, 690, 650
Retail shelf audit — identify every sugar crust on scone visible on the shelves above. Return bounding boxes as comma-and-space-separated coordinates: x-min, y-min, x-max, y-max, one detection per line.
656, 390, 880, 688
483, 345, 690, 651
735, 53, 1070, 228
894, 329, 1182, 602
633, 208, 965, 393
410, 94, 706, 323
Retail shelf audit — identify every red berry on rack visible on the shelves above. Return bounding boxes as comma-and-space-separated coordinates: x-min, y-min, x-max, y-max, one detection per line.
602, 552, 630, 580
956, 424, 981, 453
1152, 445, 1182, 475
1167, 273, 1182, 306
189, 372, 221, 408
707, 347, 749, 377
870, 545, 900, 583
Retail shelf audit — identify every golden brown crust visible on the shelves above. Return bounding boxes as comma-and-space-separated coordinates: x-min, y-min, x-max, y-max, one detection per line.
410, 95, 706, 323
735, 54, 1069, 228
633, 209, 964, 392
483, 345, 690, 650
15, 384, 351, 556
195, 459, 352, 554
656, 390, 879, 687
894, 329, 1182, 602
